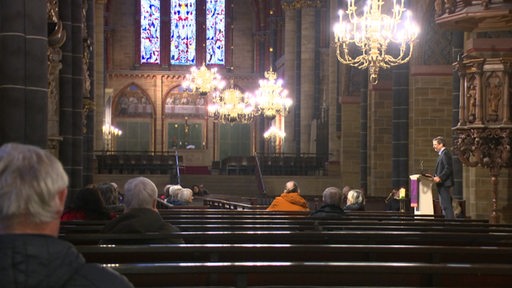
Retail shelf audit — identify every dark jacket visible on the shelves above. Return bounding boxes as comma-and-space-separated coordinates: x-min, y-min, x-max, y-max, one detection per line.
435, 148, 454, 188
102, 208, 184, 244
0, 234, 133, 288
344, 202, 365, 211
310, 204, 346, 218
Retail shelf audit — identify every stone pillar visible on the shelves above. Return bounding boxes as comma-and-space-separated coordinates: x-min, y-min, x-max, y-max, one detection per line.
94, 0, 107, 151
392, 63, 409, 189
282, 6, 297, 153
59, 0, 85, 193
299, 7, 315, 153
360, 73, 368, 191
328, 0, 340, 166
0, 0, 48, 147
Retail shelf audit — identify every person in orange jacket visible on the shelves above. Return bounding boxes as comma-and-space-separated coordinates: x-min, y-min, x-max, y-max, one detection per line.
266, 180, 310, 211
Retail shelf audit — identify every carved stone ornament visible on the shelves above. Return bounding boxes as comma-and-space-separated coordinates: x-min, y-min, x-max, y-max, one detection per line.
82, 0, 93, 134
453, 56, 512, 223
282, 0, 321, 10
47, 0, 66, 148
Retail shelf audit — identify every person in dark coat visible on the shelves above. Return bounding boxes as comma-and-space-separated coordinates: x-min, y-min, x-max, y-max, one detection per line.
432, 136, 455, 219
310, 187, 346, 218
0, 143, 133, 288
103, 177, 184, 244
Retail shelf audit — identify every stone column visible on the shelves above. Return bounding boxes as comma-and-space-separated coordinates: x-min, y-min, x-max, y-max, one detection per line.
360, 73, 368, 191
328, 0, 340, 166
392, 63, 409, 189
0, 0, 48, 147
282, 5, 297, 153
299, 7, 315, 153
59, 0, 85, 193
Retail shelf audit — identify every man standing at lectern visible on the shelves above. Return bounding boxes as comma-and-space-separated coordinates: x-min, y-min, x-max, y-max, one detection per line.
432, 136, 455, 219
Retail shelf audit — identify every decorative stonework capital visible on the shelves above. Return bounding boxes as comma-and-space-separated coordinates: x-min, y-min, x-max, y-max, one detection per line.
282, 0, 321, 10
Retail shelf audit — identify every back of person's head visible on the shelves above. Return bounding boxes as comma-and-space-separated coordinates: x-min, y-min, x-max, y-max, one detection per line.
97, 182, 118, 206
322, 187, 342, 206
123, 177, 157, 210
347, 189, 363, 205
167, 185, 182, 200
73, 185, 110, 220
177, 188, 193, 204
0, 143, 69, 228
284, 181, 299, 193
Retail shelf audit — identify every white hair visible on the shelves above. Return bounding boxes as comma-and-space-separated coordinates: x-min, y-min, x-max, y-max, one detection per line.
322, 187, 342, 206
177, 188, 193, 204
123, 177, 158, 209
0, 143, 69, 226
347, 189, 363, 205
167, 185, 182, 200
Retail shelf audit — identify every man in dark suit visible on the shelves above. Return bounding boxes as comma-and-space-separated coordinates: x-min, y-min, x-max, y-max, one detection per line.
432, 136, 455, 219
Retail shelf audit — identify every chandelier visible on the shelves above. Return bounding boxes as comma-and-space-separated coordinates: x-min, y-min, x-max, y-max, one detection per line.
333, 0, 419, 84
263, 125, 286, 139
102, 123, 122, 152
207, 88, 255, 124
252, 68, 292, 117
182, 63, 225, 95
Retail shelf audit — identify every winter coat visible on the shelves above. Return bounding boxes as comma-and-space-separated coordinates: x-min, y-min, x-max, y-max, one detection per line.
266, 192, 310, 211
0, 234, 133, 288
102, 208, 184, 244
310, 204, 346, 218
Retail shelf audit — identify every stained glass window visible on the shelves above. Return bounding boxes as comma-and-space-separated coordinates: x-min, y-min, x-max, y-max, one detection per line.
170, 0, 196, 65
206, 0, 225, 65
140, 0, 161, 64
140, 1, 226, 66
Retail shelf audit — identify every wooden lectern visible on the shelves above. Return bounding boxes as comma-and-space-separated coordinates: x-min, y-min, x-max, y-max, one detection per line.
409, 174, 434, 215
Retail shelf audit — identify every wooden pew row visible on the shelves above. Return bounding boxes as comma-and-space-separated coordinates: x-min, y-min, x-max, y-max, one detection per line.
108, 261, 512, 287
78, 243, 512, 264
60, 221, 512, 234
61, 231, 512, 246
60, 218, 511, 234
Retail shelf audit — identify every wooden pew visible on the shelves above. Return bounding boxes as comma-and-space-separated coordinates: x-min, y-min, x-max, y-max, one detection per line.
61, 230, 512, 246
60, 221, 512, 234
78, 243, 512, 264
108, 261, 512, 287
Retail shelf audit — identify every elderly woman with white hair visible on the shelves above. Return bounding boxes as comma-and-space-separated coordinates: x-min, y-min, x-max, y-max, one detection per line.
103, 177, 184, 244
343, 189, 365, 211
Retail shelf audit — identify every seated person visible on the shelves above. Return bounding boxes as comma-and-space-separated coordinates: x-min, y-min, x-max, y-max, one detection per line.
266, 180, 309, 211
61, 185, 116, 221
102, 177, 184, 244
97, 182, 125, 213
168, 188, 193, 206
385, 189, 401, 212
0, 142, 133, 287
310, 187, 345, 218
192, 184, 209, 196
343, 189, 365, 211
164, 184, 183, 205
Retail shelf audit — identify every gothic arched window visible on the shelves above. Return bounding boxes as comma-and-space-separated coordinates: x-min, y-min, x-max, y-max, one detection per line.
139, 0, 227, 67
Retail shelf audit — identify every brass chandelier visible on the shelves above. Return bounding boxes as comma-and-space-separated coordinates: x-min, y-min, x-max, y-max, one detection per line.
182, 63, 225, 94
252, 68, 292, 118
333, 0, 419, 84
207, 87, 255, 124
